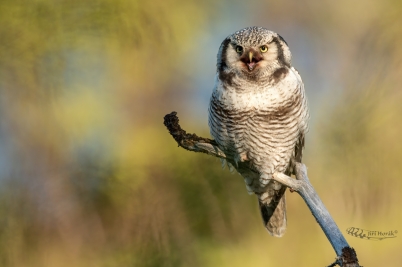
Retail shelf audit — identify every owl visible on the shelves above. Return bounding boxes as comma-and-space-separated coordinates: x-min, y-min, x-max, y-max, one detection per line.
208, 27, 309, 237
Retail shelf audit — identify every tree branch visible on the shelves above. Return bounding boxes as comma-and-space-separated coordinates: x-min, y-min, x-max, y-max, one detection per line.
274, 165, 361, 267
163, 112, 226, 158
164, 111, 362, 267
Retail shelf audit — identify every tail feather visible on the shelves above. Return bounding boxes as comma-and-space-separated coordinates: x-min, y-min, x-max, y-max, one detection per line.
259, 186, 287, 237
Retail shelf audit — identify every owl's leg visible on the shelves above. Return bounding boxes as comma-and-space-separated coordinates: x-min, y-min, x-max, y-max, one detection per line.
234, 151, 249, 168
238, 152, 249, 162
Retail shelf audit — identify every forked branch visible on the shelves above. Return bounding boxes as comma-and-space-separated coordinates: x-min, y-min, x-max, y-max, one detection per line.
163, 111, 362, 267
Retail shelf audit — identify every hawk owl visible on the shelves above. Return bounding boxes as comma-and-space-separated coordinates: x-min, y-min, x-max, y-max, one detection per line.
208, 26, 309, 237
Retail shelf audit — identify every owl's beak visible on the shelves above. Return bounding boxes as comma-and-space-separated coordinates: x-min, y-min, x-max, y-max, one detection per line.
246, 51, 258, 71
240, 50, 262, 71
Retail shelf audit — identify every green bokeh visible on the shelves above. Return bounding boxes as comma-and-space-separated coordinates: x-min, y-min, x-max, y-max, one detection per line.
0, 0, 401, 266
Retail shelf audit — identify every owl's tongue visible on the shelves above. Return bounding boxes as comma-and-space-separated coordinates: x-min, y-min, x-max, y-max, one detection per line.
247, 62, 256, 71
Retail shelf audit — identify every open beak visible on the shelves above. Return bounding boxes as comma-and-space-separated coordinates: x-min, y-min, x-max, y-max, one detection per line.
241, 50, 261, 71
247, 51, 256, 71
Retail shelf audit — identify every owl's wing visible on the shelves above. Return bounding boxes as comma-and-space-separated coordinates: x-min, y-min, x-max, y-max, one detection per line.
291, 67, 309, 166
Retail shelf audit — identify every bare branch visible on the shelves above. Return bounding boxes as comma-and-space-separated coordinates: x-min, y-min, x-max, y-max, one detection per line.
274, 165, 361, 267
164, 111, 362, 267
163, 112, 226, 158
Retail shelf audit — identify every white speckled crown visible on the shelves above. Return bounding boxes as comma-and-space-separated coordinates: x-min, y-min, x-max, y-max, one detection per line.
230, 26, 276, 46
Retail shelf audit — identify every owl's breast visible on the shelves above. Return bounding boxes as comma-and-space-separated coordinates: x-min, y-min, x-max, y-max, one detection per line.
209, 68, 308, 177
208, 91, 248, 159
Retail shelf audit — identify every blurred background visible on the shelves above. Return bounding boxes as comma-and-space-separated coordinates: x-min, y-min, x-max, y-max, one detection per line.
0, 0, 401, 266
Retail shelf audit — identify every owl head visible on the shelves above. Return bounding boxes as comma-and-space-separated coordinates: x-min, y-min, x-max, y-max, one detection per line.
217, 27, 291, 82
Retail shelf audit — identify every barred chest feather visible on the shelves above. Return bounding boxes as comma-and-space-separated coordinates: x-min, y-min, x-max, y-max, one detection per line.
208, 67, 308, 193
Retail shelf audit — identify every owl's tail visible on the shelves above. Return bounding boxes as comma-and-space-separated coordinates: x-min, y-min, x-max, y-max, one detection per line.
258, 186, 287, 237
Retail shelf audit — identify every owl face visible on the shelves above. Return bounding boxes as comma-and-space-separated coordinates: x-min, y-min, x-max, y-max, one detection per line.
217, 27, 292, 81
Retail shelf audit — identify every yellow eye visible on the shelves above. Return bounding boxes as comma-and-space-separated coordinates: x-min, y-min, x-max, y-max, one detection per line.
236, 46, 243, 54
260, 45, 268, 53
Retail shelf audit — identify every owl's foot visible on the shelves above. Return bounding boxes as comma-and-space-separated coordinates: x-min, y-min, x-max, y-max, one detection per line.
289, 188, 295, 193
